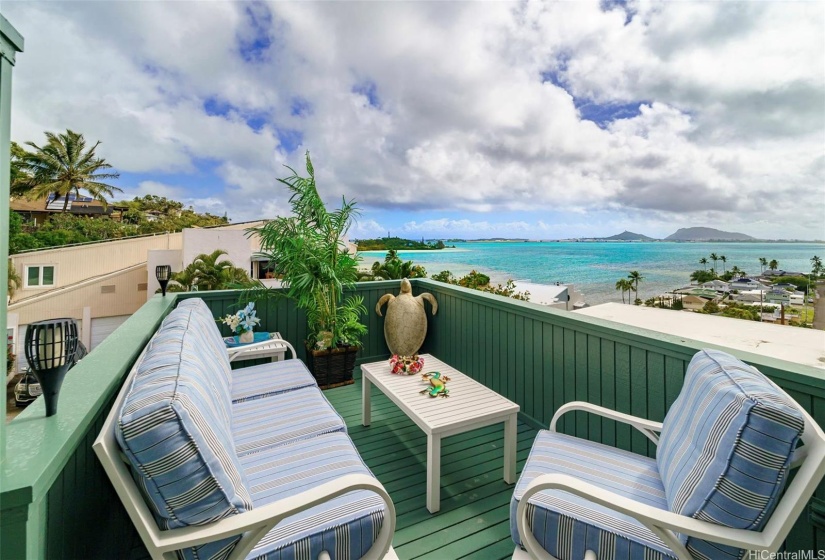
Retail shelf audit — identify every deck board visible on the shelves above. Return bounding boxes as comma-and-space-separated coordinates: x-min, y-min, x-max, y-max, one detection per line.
326, 377, 537, 560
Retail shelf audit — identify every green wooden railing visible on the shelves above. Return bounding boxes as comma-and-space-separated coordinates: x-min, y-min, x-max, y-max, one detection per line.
3, 279, 824, 557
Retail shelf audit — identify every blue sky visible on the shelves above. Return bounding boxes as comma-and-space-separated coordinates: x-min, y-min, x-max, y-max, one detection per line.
5, 1, 824, 240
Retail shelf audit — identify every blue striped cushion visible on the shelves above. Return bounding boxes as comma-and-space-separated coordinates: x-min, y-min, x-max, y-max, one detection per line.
511, 431, 676, 560
231, 360, 317, 403
232, 386, 346, 456
179, 432, 385, 560
176, 298, 234, 395
657, 349, 804, 559
244, 432, 385, 560
116, 321, 253, 557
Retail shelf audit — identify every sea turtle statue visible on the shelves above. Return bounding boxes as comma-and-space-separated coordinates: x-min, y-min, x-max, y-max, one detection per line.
375, 278, 438, 356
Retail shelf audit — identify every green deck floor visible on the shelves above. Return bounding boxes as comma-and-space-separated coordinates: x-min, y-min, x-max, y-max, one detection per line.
324, 378, 537, 560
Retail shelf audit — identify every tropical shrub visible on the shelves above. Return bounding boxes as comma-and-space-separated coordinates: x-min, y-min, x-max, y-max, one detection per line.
689, 269, 716, 284
166, 250, 254, 292
248, 152, 367, 350
366, 249, 427, 280
432, 270, 530, 301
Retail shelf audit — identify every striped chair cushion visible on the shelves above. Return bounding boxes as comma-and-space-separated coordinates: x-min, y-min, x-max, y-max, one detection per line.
179, 432, 386, 560
511, 431, 676, 560
657, 349, 804, 559
232, 386, 346, 456
231, 359, 317, 403
116, 317, 253, 537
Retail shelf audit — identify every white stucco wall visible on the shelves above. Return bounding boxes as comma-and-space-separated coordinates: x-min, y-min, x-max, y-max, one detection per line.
182, 229, 254, 279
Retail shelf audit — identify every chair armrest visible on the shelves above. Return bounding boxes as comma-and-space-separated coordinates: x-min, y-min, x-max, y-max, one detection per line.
152, 473, 395, 560
516, 473, 772, 560
550, 402, 663, 445
226, 337, 296, 362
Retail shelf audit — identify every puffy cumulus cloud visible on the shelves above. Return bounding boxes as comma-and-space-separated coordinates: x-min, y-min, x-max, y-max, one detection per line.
4, 0, 824, 239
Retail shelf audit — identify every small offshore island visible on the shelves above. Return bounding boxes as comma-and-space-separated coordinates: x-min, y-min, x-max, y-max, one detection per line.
354, 236, 454, 251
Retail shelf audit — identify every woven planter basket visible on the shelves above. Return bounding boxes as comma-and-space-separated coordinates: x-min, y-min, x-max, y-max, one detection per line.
305, 345, 359, 389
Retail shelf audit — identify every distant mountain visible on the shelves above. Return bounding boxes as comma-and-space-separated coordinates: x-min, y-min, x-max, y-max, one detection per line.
602, 230, 656, 241
665, 227, 756, 241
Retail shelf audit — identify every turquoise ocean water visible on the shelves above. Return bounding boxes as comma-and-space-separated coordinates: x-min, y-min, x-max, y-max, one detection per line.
360, 242, 825, 305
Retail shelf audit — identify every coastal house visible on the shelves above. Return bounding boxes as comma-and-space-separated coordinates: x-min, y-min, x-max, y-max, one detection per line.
729, 277, 770, 292
10, 193, 128, 225
760, 269, 806, 279
733, 289, 770, 303
765, 289, 792, 304
673, 286, 719, 300
679, 294, 708, 311
699, 278, 730, 292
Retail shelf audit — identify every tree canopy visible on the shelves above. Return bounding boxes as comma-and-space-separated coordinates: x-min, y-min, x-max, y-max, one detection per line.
14, 129, 121, 210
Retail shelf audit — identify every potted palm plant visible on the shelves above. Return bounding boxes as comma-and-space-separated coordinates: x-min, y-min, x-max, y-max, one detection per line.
248, 152, 367, 388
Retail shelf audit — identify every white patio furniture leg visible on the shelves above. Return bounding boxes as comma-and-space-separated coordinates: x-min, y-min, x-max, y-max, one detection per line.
504, 413, 517, 484
427, 433, 442, 513
362, 374, 371, 427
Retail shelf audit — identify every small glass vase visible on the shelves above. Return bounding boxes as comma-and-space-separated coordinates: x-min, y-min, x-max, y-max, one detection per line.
239, 330, 254, 344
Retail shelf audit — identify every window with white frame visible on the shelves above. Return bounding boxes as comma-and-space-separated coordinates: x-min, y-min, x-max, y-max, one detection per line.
25, 265, 56, 287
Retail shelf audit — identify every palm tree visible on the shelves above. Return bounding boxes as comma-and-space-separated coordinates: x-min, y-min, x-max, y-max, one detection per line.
7, 259, 21, 300
615, 278, 632, 304
191, 250, 249, 290
167, 264, 199, 292
811, 256, 822, 278
628, 271, 644, 302
370, 249, 427, 280
709, 253, 719, 274
16, 129, 121, 211
759, 257, 768, 274
730, 265, 741, 279
167, 250, 252, 292
769, 259, 779, 271
720, 255, 727, 274
699, 257, 708, 270
10, 142, 32, 197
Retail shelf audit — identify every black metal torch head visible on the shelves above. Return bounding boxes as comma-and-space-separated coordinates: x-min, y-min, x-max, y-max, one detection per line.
24, 318, 79, 417
156, 265, 172, 296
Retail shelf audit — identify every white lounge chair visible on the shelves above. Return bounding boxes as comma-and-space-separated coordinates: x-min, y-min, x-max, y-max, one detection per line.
511, 349, 825, 560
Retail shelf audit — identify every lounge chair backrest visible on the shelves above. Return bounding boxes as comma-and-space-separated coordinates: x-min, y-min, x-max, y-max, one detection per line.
658, 349, 804, 551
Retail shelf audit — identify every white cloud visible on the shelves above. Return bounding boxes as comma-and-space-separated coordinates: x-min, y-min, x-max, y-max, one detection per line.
4, 0, 824, 239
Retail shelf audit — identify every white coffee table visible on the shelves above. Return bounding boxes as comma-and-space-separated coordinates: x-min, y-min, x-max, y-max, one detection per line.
361, 354, 519, 513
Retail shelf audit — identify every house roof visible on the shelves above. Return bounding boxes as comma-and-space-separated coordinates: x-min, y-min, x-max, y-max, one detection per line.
11, 196, 127, 215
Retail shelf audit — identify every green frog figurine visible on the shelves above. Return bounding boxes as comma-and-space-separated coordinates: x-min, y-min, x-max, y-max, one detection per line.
420, 371, 450, 398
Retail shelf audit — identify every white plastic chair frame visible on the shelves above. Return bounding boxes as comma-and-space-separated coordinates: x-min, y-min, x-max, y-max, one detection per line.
93, 346, 396, 560
516, 398, 825, 560
226, 337, 297, 363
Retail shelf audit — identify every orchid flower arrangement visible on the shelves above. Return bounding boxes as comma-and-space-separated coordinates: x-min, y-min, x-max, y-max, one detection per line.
220, 302, 261, 334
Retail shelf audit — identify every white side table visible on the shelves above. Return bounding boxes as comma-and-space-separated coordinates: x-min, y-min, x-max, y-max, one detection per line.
225, 332, 287, 363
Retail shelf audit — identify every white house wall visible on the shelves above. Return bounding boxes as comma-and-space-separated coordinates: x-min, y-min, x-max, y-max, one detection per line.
9, 232, 182, 303
182, 229, 254, 279
8, 265, 148, 327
